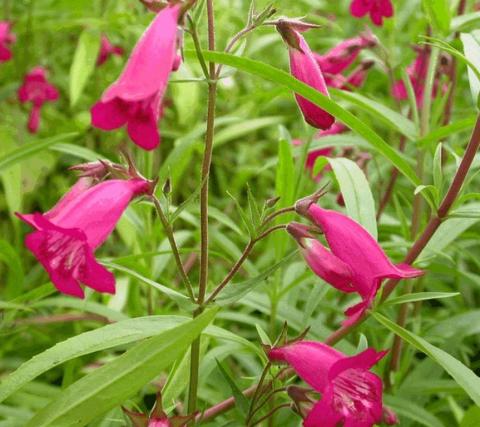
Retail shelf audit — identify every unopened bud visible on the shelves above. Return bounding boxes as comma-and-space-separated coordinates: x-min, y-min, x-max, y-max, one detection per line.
163, 178, 171, 195
69, 160, 126, 179
383, 406, 399, 425
265, 196, 281, 208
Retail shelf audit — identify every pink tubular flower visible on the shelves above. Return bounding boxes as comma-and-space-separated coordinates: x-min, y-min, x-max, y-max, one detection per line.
291, 204, 423, 325
16, 177, 151, 298
392, 47, 429, 105
315, 31, 377, 75
0, 21, 15, 63
97, 35, 124, 66
18, 67, 59, 133
277, 20, 335, 130
91, 4, 181, 150
268, 341, 387, 427
350, 0, 394, 26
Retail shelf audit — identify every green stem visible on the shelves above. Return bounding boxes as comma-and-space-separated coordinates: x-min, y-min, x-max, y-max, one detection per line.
151, 196, 195, 301
187, 0, 217, 419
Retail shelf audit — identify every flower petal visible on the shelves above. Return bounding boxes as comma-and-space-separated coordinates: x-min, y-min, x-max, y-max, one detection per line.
91, 99, 129, 131
289, 33, 335, 130
81, 250, 116, 294
350, 0, 372, 18
102, 5, 180, 102
302, 239, 356, 293
304, 397, 341, 427
268, 341, 343, 392
308, 205, 423, 297
127, 113, 160, 151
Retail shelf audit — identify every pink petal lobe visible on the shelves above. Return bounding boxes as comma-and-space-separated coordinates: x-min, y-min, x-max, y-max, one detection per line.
268, 341, 342, 392
91, 99, 129, 131
289, 34, 335, 130
103, 5, 180, 102
350, 0, 372, 17
303, 394, 341, 427
127, 113, 160, 151
302, 239, 356, 293
24, 218, 87, 298
0, 44, 12, 61
81, 250, 116, 294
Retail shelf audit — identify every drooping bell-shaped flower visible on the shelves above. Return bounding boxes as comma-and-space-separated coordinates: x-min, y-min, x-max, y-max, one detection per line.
315, 31, 377, 75
292, 204, 423, 325
268, 340, 387, 427
91, 4, 181, 150
97, 35, 124, 66
0, 21, 15, 63
276, 19, 335, 130
18, 67, 59, 133
350, 0, 394, 26
17, 177, 152, 298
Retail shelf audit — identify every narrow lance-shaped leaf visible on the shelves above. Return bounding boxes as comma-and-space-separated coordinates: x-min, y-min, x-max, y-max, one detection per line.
373, 312, 480, 406
198, 51, 419, 186
25, 308, 218, 427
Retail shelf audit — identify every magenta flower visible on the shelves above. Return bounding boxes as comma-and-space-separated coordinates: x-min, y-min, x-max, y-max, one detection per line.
0, 21, 15, 63
16, 177, 151, 298
392, 47, 449, 107
18, 67, 59, 133
291, 204, 423, 325
268, 340, 387, 427
277, 20, 335, 130
350, 0, 394, 26
326, 60, 375, 90
315, 31, 376, 75
91, 4, 181, 150
97, 35, 124, 66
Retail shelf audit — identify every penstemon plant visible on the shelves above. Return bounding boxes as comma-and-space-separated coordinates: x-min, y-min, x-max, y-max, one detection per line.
1, 0, 480, 426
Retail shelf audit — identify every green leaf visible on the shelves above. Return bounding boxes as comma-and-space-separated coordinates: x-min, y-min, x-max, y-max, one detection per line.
0, 127, 22, 214
69, 29, 101, 107
422, 0, 451, 35
276, 137, 295, 208
215, 359, 250, 416
216, 251, 298, 305
384, 395, 445, 427
199, 51, 419, 186
0, 314, 259, 405
373, 312, 480, 406
460, 405, 480, 427
461, 31, 480, 108
384, 292, 460, 306
419, 203, 480, 261
214, 116, 284, 147
452, 12, 480, 32
328, 157, 377, 239
24, 308, 218, 427
105, 262, 194, 310
330, 89, 418, 140
50, 143, 106, 162
433, 143, 443, 192
0, 133, 79, 174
